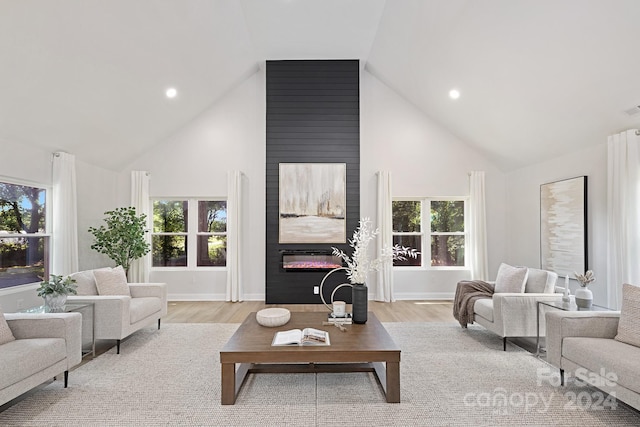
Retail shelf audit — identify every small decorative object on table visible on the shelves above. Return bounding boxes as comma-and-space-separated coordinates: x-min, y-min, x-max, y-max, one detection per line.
36, 274, 78, 312
256, 308, 290, 327
321, 218, 419, 324
574, 270, 595, 308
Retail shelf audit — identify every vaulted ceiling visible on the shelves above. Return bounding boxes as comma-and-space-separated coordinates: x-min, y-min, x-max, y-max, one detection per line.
1, 0, 639, 171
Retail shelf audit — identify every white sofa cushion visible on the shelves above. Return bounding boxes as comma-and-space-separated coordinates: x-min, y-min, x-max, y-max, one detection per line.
473, 299, 494, 322
615, 283, 640, 348
94, 266, 131, 296
494, 263, 528, 293
0, 312, 15, 345
0, 338, 66, 389
130, 297, 162, 324
525, 268, 557, 293
563, 336, 640, 392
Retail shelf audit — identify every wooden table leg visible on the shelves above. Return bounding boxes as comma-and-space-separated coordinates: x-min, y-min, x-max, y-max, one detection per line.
385, 361, 400, 403
221, 363, 236, 405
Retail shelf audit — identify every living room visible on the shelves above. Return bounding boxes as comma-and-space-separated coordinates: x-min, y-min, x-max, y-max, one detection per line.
1, 1, 640, 425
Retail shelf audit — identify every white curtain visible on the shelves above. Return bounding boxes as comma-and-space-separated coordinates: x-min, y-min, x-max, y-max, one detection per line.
130, 171, 151, 283
468, 171, 489, 280
226, 171, 243, 302
376, 171, 394, 302
52, 152, 79, 275
607, 129, 640, 309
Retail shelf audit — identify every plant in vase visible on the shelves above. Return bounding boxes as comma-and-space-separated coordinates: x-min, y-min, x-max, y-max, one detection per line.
329, 217, 419, 323
574, 270, 595, 309
88, 207, 151, 278
36, 274, 78, 312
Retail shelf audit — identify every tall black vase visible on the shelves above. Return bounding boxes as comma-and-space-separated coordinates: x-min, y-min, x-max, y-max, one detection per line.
351, 284, 368, 324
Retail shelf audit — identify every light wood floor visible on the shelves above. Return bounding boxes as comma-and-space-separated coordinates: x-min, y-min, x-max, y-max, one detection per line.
164, 300, 456, 323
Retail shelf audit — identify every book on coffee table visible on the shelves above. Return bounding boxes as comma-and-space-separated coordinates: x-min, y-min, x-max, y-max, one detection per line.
272, 327, 330, 346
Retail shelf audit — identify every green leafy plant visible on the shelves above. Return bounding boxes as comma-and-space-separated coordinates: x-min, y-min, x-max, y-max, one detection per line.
36, 274, 77, 297
88, 207, 151, 275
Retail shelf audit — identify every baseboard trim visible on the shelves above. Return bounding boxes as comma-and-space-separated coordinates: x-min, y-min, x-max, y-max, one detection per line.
168, 293, 452, 302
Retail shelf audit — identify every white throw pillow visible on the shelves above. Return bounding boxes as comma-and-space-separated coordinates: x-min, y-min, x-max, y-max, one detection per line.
494, 263, 528, 293
94, 266, 131, 296
525, 268, 557, 294
69, 269, 101, 295
0, 311, 16, 345
615, 283, 640, 348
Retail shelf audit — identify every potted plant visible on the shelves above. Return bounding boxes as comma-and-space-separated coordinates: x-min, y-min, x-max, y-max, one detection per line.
37, 274, 77, 311
88, 207, 151, 277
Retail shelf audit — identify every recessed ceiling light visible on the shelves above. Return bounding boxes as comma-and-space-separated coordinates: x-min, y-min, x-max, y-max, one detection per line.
165, 87, 178, 99
449, 89, 460, 100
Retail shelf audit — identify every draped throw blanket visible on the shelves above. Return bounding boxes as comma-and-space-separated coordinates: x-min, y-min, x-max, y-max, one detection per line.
453, 280, 495, 328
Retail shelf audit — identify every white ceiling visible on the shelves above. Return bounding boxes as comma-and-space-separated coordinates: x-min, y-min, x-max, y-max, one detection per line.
1, 0, 639, 171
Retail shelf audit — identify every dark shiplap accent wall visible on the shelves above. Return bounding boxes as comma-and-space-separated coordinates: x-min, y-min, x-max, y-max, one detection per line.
266, 60, 360, 304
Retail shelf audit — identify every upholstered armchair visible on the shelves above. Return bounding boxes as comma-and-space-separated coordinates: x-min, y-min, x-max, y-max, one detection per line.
1, 312, 82, 405
473, 264, 561, 350
66, 267, 168, 354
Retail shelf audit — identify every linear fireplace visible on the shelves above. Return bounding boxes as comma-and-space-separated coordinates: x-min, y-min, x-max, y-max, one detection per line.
281, 250, 343, 271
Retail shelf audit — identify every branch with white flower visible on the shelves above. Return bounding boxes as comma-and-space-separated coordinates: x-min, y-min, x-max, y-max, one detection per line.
574, 270, 595, 287
332, 217, 420, 285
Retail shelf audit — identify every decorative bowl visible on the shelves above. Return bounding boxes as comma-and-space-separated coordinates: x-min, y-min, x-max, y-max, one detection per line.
256, 308, 290, 327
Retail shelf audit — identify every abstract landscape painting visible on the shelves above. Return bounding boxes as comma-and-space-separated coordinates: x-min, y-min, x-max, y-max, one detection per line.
540, 176, 587, 277
279, 163, 346, 243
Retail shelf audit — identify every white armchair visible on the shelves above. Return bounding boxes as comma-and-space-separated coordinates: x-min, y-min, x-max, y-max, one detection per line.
66, 268, 167, 354
1, 312, 82, 405
473, 265, 561, 350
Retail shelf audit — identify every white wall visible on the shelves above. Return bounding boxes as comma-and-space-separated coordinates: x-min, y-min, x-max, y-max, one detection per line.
360, 71, 507, 299
116, 68, 508, 301
0, 66, 510, 306
121, 69, 266, 300
505, 143, 608, 306
0, 139, 119, 311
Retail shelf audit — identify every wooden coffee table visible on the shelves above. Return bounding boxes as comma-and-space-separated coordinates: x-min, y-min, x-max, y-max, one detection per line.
220, 311, 401, 405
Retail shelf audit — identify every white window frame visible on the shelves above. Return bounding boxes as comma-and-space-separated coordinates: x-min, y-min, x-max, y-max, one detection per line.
393, 197, 469, 270
150, 198, 227, 271
0, 176, 52, 288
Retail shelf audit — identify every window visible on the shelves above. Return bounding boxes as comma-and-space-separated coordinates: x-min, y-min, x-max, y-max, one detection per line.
392, 198, 466, 268
391, 201, 422, 267
151, 199, 226, 268
197, 201, 227, 267
0, 181, 49, 288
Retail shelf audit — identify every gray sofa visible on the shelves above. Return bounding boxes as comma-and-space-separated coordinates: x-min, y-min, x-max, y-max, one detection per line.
546, 311, 639, 411
66, 268, 168, 353
1, 312, 82, 406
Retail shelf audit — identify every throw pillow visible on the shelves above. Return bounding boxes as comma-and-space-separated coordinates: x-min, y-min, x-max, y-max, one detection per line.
94, 266, 131, 296
525, 268, 557, 294
615, 283, 640, 348
69, 269, 101, 295
494, 263, 528, 293
0, 311, 16, 345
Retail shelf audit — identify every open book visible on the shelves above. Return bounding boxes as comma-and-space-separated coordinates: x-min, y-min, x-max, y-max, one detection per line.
272, 328, 330, 346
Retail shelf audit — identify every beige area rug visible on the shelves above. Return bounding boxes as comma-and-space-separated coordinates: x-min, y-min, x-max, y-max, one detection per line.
1, 322, 639, 426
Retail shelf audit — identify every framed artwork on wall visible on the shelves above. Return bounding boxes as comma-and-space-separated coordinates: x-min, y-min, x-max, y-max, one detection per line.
540, 176, 588, 277
279, 163, 346, 243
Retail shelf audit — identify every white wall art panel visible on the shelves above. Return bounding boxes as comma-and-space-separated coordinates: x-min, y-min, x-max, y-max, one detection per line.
540, 176, 587, 277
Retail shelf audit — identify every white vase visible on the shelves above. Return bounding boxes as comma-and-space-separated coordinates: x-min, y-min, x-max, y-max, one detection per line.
574, 287, 593, 309
44, 293, 67, 312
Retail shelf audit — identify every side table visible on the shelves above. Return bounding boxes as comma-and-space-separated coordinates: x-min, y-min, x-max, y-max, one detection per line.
535, 298, 613, 356
20, 303, 95, 358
